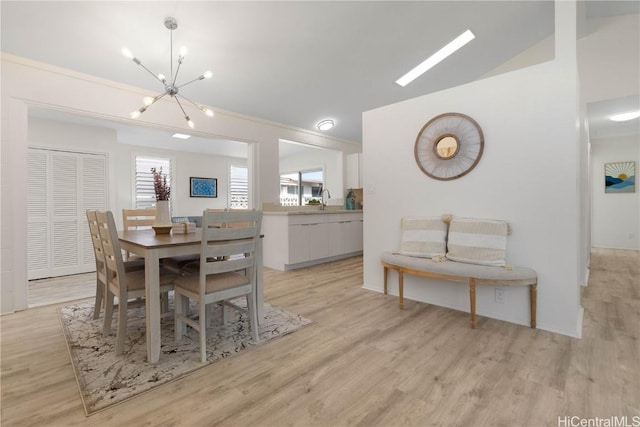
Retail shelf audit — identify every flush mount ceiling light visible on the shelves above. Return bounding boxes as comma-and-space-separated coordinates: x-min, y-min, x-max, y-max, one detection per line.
396, 29, 475, 87
610, 110, 640, 122
172, 133, 191, 139
123, 17, 214, 128
317, 119, 335, 131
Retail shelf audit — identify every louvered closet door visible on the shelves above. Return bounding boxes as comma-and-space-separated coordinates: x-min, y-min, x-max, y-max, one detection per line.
27, 149, 50, 279
27, 149, 107, 280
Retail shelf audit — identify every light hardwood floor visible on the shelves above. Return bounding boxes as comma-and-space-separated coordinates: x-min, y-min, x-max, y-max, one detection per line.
2, 248, 639, 426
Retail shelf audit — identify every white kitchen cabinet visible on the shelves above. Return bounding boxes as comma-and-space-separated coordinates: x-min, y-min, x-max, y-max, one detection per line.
288, 222, 329, 264
346, 153, 362, 189
342, 218, 364, 254
263, 211, 363, 271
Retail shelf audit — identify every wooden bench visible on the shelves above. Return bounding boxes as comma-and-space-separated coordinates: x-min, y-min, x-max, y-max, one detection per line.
381, 252, 537, 329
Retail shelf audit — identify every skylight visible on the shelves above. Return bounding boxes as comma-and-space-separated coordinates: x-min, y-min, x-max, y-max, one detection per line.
396, 29, 476, 87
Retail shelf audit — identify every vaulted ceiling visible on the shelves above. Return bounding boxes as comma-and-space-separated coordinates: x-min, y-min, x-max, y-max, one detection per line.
2, 1, 638, 149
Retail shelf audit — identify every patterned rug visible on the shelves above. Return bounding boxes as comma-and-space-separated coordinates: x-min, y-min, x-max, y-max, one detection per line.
58, 299, 312, 415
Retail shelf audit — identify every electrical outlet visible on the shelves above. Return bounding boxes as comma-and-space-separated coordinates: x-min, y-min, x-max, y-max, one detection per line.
495, 288, 506, 304
629, 232, 635, 239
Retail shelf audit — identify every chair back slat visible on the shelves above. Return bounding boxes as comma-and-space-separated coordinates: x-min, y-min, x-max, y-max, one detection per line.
203, 255, 255, 276
122, 208, 156, 229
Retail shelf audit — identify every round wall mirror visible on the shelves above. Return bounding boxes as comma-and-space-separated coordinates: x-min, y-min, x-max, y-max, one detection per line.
434, 135, 460, 159
414, 112, 484, 181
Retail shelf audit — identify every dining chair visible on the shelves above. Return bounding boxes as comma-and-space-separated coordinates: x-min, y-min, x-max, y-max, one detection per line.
122, 208, 156, 261
96, 210, 179, 355
123, 207, 198, 274
86, 210, 145, 320
174, 209, 262, 363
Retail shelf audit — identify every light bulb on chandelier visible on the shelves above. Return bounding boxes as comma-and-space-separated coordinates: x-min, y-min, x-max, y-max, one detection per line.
123, 17, 214, 128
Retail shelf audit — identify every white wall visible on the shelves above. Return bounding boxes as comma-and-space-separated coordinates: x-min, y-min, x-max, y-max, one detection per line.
28, 118, 245, 226
362, 2, 583, 337
1, 54, 359, 314
591, 135, 640, 250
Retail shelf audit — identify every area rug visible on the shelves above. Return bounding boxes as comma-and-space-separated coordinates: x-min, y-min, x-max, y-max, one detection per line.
58, 299, 312, 415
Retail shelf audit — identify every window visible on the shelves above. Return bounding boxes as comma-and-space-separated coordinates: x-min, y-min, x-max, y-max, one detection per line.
280, 169, 324, 206
135, 156, 172, 210
229, 164, 249, 208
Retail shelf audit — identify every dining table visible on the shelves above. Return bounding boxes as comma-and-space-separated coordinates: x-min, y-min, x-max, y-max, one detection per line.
118, 228, 264, 364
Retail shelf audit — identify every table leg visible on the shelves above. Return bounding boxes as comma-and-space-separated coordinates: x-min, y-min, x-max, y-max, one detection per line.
145, 250, 161, 364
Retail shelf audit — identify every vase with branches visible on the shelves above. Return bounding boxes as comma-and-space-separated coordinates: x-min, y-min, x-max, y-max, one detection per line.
151, 167, 171, 201
151, 167, 172, 231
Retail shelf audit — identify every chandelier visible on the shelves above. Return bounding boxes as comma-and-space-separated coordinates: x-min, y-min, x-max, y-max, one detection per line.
122, 17, 214, 128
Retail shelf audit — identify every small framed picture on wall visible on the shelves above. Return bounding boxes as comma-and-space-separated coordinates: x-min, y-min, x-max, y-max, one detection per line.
190, 177, 217, 198
605, 161, 635, 193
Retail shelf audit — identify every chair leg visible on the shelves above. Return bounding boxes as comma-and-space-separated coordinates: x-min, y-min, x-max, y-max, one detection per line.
161, 291, 169, 314
175, 292, 186, 340
103, 291, 115, 335
221, 301, 228, 325
199, 301, 207, 364
115, 297, 128, 355
247, 294, 259, 342
93, 278, 104, 320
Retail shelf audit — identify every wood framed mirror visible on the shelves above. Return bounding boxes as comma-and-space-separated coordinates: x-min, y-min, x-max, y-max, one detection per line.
414, 112, 484, 181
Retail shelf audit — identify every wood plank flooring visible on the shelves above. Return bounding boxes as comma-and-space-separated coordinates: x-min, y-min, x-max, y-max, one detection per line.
2, 248, 638, 426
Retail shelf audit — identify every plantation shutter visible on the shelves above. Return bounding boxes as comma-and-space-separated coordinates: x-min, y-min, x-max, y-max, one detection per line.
229, 165, 248, 208
135, 156, 172, 210
27, 148, 107, 280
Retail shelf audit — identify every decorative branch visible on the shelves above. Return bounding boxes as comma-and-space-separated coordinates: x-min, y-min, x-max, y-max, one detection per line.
151, 167, 171, 201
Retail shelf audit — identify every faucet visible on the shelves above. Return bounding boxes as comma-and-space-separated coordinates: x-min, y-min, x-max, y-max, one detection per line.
321, 188, 331, 210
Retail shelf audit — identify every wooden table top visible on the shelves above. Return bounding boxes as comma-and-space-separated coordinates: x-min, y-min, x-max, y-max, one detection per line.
118, 228, 202, 248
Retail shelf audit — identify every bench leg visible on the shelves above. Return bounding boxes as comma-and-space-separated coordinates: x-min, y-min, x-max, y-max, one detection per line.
398, 271, 404, 310
383, 266, 388, 295
469, 278, 477, 329
530, 284, 537, 329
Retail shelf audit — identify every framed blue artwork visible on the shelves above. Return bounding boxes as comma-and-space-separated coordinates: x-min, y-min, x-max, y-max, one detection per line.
605, 162, 635, 193
190, 177, 217, 198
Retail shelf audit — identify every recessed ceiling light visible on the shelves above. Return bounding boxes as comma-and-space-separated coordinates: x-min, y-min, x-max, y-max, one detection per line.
317, 119, 334, 131
610, 110, 640, 122
396, 29, 475, 87
172, 133, 191, 139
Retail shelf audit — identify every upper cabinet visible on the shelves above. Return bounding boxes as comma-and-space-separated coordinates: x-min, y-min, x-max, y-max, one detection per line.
346, 153, 362, 189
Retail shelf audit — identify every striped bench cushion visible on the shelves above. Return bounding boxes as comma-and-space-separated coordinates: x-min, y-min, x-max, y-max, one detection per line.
398, 217, 447, 259
446, 217, 508, 266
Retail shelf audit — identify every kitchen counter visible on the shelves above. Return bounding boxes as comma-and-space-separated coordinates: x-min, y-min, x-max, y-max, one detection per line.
262, 210, 363, 270
263, 209, 363, 216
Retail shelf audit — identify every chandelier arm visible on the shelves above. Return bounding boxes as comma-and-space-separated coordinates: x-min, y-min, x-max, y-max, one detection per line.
149, 92, 169, 106
176, 75, 205, 89
135, 60, 166, 85
174, 96, 189, 117
180, 95, 205, 113
172, 58, 184, 86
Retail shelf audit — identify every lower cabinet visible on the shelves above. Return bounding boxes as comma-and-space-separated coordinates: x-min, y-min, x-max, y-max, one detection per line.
288, 222, 329, 264
263, 212, 363, 271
